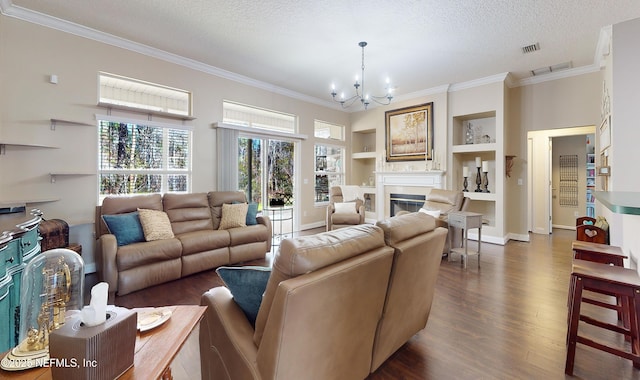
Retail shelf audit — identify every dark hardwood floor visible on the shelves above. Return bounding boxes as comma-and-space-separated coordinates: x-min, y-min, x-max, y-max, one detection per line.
85, 228, 640, 379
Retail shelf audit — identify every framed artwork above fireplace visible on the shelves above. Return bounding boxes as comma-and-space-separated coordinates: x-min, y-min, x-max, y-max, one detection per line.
385, 102, 433, 162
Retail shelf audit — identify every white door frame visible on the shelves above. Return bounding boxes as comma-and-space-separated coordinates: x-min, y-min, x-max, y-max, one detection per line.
527, 126, 596, 235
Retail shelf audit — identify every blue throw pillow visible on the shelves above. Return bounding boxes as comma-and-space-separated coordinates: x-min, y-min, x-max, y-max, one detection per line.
102, 211, 145, 246
216, 266, 271, 326
246, 202, 258, 225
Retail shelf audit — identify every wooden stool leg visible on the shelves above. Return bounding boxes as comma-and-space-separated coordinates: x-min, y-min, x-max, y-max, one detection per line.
632, 290, 640, 368
565, 274, 583, 375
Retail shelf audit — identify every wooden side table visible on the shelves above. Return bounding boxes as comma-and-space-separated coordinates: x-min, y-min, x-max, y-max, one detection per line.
447, 211, 482, 269
0, 305, 206, 380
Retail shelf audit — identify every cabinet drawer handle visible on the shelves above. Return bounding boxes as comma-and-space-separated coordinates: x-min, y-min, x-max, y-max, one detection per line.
5, 257, 14, 264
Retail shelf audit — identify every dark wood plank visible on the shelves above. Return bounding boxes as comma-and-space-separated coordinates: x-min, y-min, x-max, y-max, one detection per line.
82, 228, 640, 380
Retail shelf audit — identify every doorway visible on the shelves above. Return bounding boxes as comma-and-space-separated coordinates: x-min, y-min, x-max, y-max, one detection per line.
527, 126, 596, 235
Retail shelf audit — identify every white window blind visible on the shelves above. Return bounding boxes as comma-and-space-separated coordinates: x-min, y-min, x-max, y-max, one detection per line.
223, 101, 297, 134
99, 72, 192, 116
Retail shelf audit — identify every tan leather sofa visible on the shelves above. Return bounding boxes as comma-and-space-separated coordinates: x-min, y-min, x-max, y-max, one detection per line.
95, 191, 271, 296
199, 212, 447, 379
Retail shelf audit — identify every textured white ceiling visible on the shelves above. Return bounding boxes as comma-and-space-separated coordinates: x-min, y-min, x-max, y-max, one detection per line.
6, 0, 640, 108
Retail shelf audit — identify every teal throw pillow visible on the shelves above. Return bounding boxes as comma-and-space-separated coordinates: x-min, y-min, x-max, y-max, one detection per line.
246, 202, 258, 225
216, 266, 271, 326
102, 211, 145, 246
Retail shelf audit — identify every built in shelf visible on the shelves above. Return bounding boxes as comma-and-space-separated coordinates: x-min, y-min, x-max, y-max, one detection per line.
452, 143, 498, 153
49, 173, 95, 183
0, 141, 58, 154
352, 152, 377, 159
98, 102, 196, 121
463, 192, 497, 201
595, 191, 640, 215
0, 197, 60, 207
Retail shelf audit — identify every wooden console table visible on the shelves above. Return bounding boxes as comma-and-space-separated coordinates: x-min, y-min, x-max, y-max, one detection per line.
0, 305, 206, 380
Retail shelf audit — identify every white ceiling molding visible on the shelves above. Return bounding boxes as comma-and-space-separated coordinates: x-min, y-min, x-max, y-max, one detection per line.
0, 1, 617, 109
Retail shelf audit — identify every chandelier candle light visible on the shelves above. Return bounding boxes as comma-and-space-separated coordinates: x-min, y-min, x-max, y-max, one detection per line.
331, 41, 393, 109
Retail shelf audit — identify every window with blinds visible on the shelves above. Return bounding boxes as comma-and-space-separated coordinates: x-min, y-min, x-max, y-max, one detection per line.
222, 101, 297, 133
98, 119, 191, 197
99, 72, 192, 117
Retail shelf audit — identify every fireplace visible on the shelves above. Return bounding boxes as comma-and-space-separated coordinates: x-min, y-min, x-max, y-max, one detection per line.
375, 171, 445, 219
389, 193, 426, 216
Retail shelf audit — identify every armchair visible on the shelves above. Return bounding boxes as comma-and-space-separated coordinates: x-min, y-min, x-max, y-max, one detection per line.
398, 188, 467, 253
326, 186, 365, 231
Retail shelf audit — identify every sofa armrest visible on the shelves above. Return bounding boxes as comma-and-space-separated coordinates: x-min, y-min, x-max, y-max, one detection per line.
200, 287, 260, 380
95, 234, 119, 296
257, 215, 272, 250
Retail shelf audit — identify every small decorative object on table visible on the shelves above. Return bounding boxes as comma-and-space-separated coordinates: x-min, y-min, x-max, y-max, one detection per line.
474, 157, 482, 192
482, 160, 490, 193
462, 166, 469, 192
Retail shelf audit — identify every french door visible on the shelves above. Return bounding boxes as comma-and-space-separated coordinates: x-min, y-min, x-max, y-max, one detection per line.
238, 136, 295, 210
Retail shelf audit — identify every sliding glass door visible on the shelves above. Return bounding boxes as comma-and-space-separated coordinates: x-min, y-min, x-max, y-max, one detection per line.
238, 136, 295, 210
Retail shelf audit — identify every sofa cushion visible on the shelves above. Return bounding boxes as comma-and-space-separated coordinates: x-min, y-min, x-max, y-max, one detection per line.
164, 192, 214, 235
331, 213, 362, 225
208, 191, 248, 230
216, 266, 271, 326
102, 211, 145, 246
227, 224, 269, 246
116, 238, 183, 271
177, 230, 231, 255
376, 212, 437, 246
138, 208, 175, 241
98, 193, 163, 237
218, 203, 248, 230
254, 224, 387, 346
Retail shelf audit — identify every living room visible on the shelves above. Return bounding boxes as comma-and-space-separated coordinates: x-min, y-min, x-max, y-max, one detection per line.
2, 1, 640, 379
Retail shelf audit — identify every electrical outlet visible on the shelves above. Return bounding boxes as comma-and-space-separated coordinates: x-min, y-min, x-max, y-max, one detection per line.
303, 211, 307, 217
303, 178, 308, 185
574, 211, 580, 217
517, 178, 523, 185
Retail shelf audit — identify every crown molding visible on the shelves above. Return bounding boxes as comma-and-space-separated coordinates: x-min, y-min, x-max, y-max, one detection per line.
0, 1, 338, 110
0, 2, 610, 109
449, 72, 510, 92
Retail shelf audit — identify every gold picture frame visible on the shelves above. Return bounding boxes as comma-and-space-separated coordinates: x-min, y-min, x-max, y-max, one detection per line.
385, 102, 434, 162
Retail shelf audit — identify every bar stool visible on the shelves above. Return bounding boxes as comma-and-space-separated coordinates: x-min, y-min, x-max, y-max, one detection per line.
572, 241, 628, 322
565, 259, 640, 375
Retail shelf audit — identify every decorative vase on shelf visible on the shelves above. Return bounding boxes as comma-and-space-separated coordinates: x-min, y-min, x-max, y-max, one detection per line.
465, 122, 474, 144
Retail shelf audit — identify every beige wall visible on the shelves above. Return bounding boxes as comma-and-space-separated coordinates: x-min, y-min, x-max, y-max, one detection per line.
508, 72, 601, 235
0, 16, 348, 269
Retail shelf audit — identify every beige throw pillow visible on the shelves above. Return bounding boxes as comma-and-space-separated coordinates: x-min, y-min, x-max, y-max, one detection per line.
137, 208, 175, 241
218, 203, 248, 230
334, 202, 357, 214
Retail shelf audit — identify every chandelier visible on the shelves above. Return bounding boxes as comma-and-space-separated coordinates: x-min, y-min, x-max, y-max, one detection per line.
330, 41, 393, 109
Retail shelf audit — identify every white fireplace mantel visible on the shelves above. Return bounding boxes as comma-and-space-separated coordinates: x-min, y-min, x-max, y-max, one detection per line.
375, 170, 446, 219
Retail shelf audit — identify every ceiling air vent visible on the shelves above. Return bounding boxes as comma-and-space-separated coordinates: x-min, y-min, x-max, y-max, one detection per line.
522, 43, 540, 54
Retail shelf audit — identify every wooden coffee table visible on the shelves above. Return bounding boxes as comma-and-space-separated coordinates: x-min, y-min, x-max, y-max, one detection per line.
0, 305, 206, 380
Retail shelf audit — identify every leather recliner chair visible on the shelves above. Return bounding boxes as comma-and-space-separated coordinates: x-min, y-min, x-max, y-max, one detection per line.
326, 186, 365, 231
199, 224, 395, 380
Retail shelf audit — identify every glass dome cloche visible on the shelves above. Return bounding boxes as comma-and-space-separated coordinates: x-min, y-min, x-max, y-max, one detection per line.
1, 248, 84, 371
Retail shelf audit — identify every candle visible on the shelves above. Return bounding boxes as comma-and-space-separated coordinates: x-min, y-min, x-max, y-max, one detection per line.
482, 161, 489, 172
475, 157, 481, 168
462, 166, 469, 177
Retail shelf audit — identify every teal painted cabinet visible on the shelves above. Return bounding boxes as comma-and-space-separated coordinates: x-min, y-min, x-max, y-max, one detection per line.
0, 212, 42, 353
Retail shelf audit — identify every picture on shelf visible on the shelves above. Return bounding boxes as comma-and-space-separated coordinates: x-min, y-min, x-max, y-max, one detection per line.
385, 102, 433, 162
